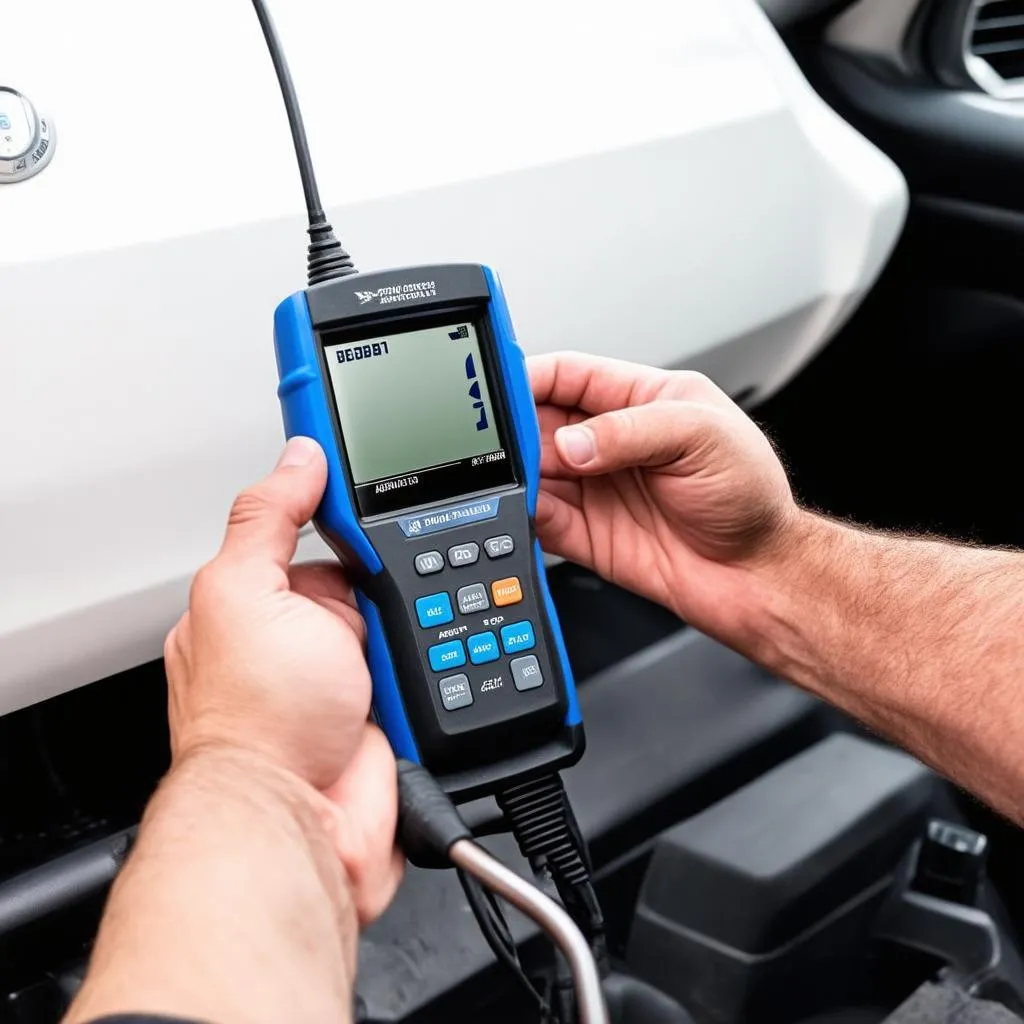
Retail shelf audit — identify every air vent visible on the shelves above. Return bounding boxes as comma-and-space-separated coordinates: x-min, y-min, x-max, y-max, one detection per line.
966, 0, 1024, 96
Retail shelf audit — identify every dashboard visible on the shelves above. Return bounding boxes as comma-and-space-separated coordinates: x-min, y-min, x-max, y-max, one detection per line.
0, 0, 907, 715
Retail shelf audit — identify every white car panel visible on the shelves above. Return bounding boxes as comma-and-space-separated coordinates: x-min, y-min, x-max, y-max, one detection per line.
0, 0, 907, 715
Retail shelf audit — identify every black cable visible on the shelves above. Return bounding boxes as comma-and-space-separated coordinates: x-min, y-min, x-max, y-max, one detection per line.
458, 869, 516, 956
457, 868, 551, 1020
248, 0, 357, 285
560, 795, 608, 972
248, 0, 322, 222
482, 884, 518, 952
531, 860, 580, 1024
496, 774, 610, 977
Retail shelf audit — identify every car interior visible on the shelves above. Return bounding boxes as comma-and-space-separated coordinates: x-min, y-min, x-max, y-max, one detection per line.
4, 0, 1024, 1021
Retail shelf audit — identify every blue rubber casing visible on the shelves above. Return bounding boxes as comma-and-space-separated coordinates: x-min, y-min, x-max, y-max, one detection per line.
273, 265, 580, 794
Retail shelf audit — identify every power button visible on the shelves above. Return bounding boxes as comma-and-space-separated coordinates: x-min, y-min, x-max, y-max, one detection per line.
0, 87, 56, 184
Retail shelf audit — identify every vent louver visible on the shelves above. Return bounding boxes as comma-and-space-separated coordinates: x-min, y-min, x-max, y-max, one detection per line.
967, 0, 1024, 93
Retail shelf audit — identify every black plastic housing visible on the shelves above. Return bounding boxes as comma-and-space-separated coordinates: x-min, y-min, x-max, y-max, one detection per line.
627, 735, 935, 1024
301, 264, 581, 794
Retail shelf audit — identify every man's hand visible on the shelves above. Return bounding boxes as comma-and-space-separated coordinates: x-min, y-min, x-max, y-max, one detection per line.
532, 352, 1024, 830
66, 438, 401, 1024
164, 435, 401, 923
530, 352, 803, 642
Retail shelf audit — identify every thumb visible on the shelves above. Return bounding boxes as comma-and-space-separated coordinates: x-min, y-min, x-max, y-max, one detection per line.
554, 400, 716, 475
217, 436, 327, 574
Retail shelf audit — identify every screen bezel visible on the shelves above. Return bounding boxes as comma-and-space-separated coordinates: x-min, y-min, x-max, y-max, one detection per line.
317, 303, 521, 521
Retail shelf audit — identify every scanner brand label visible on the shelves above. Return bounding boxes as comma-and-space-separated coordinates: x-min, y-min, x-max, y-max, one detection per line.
354, 280, 437, 306
398, 497, 500, 538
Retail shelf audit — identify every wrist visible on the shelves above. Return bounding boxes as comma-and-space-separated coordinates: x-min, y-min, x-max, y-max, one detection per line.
742, 510, 872, 692
170, 743, 353, 895
68, 745, 359, 1024
165, 744, 359, 947
720, 508, 842, 681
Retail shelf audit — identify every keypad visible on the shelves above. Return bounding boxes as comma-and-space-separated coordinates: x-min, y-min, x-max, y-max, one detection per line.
429, 640, 467, 672
467, 631, 500, 665
416, 592, 453, 628
412, 538, 545, 706
500, 620, 536, 654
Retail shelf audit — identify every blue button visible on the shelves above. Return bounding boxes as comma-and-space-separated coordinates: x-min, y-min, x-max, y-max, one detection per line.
415, 592, 453, 629
500, 620, 536, 655
429, 640, 467, 672
0, 116, 10, 131
467, 631, 500, 665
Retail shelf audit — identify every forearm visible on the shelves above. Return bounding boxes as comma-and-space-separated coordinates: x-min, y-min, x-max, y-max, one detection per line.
65, 748, 357, 1024
738, 512, 1024, 821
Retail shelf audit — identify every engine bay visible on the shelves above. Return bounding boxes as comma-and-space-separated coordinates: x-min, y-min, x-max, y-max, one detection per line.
0, 560, 1021, 1024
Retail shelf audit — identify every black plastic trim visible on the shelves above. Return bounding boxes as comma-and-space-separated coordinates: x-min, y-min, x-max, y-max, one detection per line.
0, 828, 135, 939
807, 48, 1024, 214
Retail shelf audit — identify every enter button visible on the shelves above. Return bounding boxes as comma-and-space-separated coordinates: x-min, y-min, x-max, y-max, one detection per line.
491, 576, 523, 607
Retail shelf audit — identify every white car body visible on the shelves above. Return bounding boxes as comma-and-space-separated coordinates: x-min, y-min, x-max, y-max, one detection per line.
0, 0, 906, 715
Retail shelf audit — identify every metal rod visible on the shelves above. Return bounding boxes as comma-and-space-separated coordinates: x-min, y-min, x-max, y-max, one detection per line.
449, 839, 609, 1024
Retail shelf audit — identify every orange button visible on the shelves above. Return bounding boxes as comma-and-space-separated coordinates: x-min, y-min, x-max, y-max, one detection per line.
491, 576, 523, 607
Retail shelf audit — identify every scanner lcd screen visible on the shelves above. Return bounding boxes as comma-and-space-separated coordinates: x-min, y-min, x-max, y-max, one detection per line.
323, 319, 516, 517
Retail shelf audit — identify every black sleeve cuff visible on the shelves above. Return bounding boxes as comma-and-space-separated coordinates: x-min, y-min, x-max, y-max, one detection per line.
83, 1016, 212, 1024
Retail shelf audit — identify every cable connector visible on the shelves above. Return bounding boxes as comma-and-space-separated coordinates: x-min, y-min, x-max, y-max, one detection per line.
497, 774, 589, 886
498, 774, 610, 975
307, 220, 357, 287
395, 759, 472, 869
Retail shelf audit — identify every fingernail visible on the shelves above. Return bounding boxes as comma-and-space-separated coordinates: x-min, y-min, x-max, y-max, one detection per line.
276, 436, 320, 468
557, 426, 596, 467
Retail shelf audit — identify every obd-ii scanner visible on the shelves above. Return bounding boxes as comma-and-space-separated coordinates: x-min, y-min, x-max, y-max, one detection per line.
275, 267, 583, 797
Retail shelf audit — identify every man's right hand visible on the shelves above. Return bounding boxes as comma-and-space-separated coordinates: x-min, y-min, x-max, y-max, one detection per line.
529, 352, 806, 643
532, 352, 1024, 840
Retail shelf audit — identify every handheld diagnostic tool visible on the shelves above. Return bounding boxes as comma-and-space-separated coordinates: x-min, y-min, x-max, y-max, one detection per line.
252, 4, 582, 799
276, 270, 583, 796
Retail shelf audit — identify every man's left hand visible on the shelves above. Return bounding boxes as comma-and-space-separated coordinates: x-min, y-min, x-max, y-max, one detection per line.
164, 436, 402, 923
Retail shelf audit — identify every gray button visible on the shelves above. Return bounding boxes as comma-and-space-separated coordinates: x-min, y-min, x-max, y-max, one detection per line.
484, 535, 515, 559
511, 655, 544, 692
438, 673, 473, 711
457, 583, 490, 615
415, 550, 445, 576
447, 541, 480, 567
